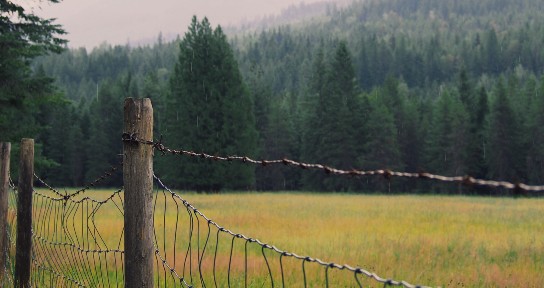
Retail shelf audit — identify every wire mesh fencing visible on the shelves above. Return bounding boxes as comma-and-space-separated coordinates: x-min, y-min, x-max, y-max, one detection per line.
3, 167, 428, 287
152, 174, 427, 288
2, 131, 543, 287
29, 170, 125, 287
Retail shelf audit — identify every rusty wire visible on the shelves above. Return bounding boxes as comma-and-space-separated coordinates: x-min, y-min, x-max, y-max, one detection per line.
123, 133, 544, 193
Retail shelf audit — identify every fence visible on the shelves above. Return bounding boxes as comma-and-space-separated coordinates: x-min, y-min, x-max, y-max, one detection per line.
1, 98, 543, 287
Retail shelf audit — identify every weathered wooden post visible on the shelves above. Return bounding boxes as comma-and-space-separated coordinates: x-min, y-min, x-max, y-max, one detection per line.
123, 98, 154, 287
0, 142, 11, 283
15, 139, 33, 288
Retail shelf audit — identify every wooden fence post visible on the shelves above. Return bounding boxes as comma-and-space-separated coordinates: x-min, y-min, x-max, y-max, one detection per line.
123, 98, 154, 287
0, 142, 11, 283
15, 139, 33, 288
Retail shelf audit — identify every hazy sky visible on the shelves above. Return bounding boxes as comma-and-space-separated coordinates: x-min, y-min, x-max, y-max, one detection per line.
32, 0, 331, 48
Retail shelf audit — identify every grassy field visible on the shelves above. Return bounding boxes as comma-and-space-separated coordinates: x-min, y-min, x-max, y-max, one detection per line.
17, 189, 544, 287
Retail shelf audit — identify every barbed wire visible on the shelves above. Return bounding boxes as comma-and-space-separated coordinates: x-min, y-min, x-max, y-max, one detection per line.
153, 174, 429, 288
123, 133, 544, 193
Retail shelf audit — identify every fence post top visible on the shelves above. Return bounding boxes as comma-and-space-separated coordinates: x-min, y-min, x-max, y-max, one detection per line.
20, 138, 34, 144
124, 97, 151, 105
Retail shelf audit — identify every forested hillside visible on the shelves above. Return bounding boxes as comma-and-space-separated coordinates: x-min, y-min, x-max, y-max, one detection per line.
26, 0, 544, 193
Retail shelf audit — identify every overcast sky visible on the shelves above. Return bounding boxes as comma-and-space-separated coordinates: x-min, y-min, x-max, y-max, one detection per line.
32, 0, 333, 49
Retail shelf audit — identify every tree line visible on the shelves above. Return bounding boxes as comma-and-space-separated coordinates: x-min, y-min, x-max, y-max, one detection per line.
3, 0, 544, 193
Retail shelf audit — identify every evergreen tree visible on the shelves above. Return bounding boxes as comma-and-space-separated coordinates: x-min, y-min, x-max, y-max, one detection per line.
426, 90, 470, 177
85, 79, 123, 186
399, 100, 423, 173
0, 0, 66, 141
458, 68, 472, 106
40, 102, 71, 185
359, 97, 402, 191
486, 77, 523, 183
302, 42, 359, 191
466, 86, 489, 179
301, 46, 327, 190
66, 105, 86, 186
163, 16, 257, 191
458, 69, 489, 180
525, 77, 544, 184
257, 95, 297, 190
484, 28, 501, 74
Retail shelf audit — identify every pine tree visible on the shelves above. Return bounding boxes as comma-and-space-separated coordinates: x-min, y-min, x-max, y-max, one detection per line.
426, 90, 470, 177
163, 17, 257, 191
485, 28, 501, 74
85, 79, 123, 186
302, 42, 359, 191
258, 95, 297, 190
458, 69, 489, 179
0, 0, 66, 141
486, 77, 523, 183
66, 106, 86, 186
301, 46, 327, 190
458, 68, 472, 106
467, 86, 489, 179
359, 97, 402, 191
525, 77, 544, 184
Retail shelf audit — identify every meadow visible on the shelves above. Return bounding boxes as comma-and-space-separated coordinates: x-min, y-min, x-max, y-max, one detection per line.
15, 189, 544, 287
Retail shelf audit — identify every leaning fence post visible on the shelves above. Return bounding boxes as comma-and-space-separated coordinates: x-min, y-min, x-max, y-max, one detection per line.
15, 139, 33, 288
123, 98, 154, 287
0, 142, 11, 283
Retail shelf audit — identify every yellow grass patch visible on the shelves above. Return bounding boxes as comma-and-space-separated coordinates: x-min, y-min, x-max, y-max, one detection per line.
18, 190, 544, 287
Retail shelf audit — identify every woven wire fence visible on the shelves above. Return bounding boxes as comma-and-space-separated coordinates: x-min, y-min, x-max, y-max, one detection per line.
29, 168, 125, 287
151, 174, 425, 288
2, 165, 428, 287
4, 136, 544, 287
2, 166, 126, 287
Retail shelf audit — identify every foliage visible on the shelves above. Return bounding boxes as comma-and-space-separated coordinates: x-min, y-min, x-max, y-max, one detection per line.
160, 17, 257, 191
22, 0, 544, 192
1, 0, 69, 180
0, 0, 66, 140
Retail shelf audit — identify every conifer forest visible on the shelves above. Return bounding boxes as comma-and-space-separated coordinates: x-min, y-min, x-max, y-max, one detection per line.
3, 0, 544, 194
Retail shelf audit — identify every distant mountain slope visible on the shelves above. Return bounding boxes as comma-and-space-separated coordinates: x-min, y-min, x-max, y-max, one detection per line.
233, 0, 544, 92
225, 0, 351, 35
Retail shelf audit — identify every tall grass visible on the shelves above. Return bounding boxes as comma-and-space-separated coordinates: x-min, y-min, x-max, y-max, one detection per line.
12, 189, 544, 287
179, 193, 544, 287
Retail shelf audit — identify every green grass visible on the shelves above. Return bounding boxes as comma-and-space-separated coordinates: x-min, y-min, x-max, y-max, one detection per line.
15, 190, 544, 287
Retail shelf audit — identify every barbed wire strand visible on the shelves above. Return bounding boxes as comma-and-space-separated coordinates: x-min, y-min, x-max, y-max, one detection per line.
153, 174, 429, 288
123, 134, 544, 193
